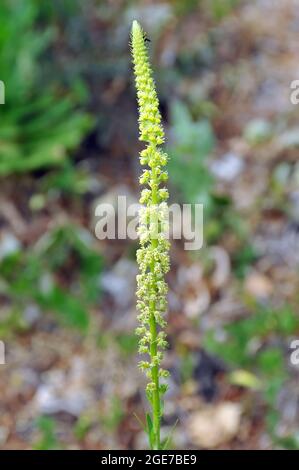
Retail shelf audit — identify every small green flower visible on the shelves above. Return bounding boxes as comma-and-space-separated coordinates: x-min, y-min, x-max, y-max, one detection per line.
131, 20, 170, 450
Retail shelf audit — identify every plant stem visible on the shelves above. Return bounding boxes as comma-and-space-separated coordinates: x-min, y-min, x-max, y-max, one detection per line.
149, 300, 161, 449
150, 182, 161, 449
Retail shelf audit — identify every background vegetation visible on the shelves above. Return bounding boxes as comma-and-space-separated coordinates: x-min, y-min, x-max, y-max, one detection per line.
0, 0, 299, 449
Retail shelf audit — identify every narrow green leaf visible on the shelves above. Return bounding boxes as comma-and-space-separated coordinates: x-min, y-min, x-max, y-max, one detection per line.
146, 413, 154, 450
133, 412, 146, 432
162, 419, 179, 450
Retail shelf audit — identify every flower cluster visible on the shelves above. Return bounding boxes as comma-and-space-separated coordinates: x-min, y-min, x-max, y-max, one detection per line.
131, 20, 170, 417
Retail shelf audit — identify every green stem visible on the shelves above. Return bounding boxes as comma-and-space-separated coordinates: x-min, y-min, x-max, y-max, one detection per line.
149, 300, 160, 449
149, 179, 161, 450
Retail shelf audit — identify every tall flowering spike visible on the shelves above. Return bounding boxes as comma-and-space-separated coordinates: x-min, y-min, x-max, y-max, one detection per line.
131, 20, 170, 450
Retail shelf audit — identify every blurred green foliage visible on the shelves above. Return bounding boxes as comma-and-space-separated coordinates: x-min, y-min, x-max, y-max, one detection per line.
208, 0, 240, 20
74, 414, 93, 442
0, 0, 92, 175
0, 0, 293, 450
168, 101, 248, 247
34, 416, 60, 450
203, 305, 299, 445
33, 0, 133, 154
204, 305, 299, 366
232, 244, 258, 279
0, 225, 103, 331
168, 100, 215, 208
101, 396, 124, 433
172, 0, 240, 19
0, 309, 28, 339
116, 333, 138, 358
42, 162, 92, 196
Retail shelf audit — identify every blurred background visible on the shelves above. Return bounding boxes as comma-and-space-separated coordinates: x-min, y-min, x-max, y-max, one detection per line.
1, 0, 299, 450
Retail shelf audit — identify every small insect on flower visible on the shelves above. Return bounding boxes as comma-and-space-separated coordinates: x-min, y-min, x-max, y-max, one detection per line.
143, 32, 151, 43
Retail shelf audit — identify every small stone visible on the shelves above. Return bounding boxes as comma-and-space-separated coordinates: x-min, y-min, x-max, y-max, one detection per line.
278, 127, 299, 149
244, 119, 272, 145
33, 357, 92, 417
0, 232, 21, 260
187, 402, 242, 448
23, 304, 40, 327
0, 426, 9, 445
211, 153, 244, 182
244, 271, 273, 299
102, 259, 138, 309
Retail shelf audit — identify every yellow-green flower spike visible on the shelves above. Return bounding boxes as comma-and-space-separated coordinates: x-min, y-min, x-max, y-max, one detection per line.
131, 20, 170, 450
